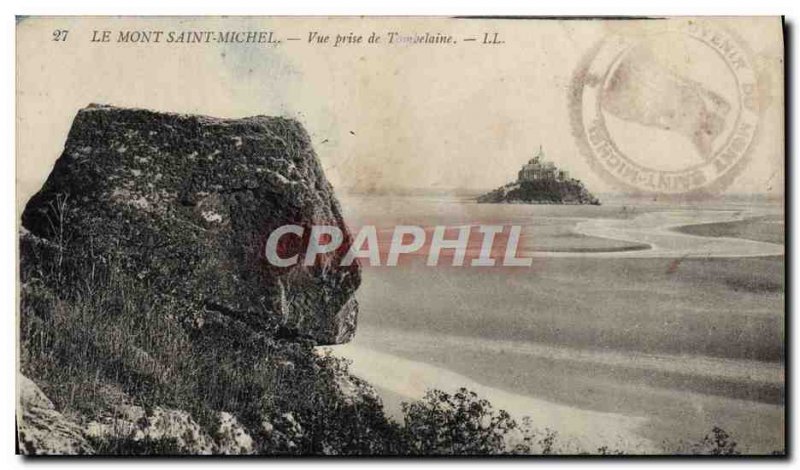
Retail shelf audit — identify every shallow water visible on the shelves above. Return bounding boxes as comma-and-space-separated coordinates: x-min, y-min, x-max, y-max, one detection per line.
332, 194, 785, 453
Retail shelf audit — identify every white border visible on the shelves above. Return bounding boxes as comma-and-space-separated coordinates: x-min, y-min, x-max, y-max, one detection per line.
1, 0, 798, 16
4, 1, 795, 469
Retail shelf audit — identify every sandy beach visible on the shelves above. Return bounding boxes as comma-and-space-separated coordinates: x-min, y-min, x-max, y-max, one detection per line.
331, 343, 655, 453
333, 196, 785, 453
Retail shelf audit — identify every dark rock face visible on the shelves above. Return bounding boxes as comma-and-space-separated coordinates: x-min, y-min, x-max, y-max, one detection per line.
21, 105, 359, 345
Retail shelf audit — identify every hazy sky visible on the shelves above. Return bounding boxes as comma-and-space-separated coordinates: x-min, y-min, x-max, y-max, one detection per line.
17, 17, 784, 208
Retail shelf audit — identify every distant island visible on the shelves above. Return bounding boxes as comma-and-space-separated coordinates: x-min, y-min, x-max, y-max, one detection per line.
477, 147, 600, 205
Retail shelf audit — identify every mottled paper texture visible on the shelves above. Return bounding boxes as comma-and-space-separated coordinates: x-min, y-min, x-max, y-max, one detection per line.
16, 16, 784, 456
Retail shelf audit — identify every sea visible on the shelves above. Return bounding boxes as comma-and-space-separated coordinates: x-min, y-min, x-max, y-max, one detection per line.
330, 193, 785, 454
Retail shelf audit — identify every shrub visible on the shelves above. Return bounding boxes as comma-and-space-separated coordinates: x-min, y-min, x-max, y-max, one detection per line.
401, 388, 522, 455
691, 426, 740, 455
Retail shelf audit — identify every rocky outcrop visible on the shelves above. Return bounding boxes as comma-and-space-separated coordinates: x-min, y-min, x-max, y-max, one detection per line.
85, 405, 215, 455
85, 406, 255, 455
215, 412, 256, 455
17, 375, 93, 455
477, 180, 600, 205
18, 373, 260, 455
20, 104, 359, 345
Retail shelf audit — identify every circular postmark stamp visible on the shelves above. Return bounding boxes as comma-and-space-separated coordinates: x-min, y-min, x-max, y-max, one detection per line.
570, 20, 761, 195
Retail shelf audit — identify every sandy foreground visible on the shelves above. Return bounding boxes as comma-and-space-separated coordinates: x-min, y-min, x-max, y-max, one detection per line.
329, 343, 656, 453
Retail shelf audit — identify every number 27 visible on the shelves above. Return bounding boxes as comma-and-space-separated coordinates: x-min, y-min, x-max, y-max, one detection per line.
52, 29, 69, 42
